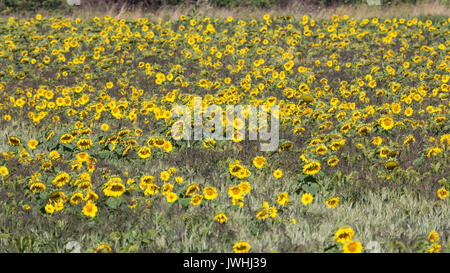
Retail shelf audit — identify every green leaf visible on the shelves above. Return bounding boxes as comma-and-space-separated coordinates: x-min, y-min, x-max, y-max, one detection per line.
250, 226, 259, 236
106, 197, 122, 209
39, 192, 49, 200
413, 158, 423, 168
179, 197, 190, 207
110, 232, 121, 241
309, 183, 319, 195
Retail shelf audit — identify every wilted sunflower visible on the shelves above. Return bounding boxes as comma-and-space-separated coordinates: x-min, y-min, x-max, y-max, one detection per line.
186, 184, 199, 196
52, 172, 70, 187
229, 162, 243, 176
144, 184, 160, 196
60, 133, 74, 144
76, 152, 90, 162
330, 139, 346, 151
78, 181, 92, 190
137, 147, 151, 159
256, 208, 268, 220
403, 135, 415, 146
379, 147, 390, 158
326, 197, 339, 208
95, 244, 112, 253
384, 160, 398, 170
140, 175, 155, 190
315, 144, 328, 155
8, 136, 21, 147
84, 191, 99, 202
70, 192, 83, 205
49, 191, 68, 203
214, 213, 227, 223
233, 241, 250, 253
77, 138, 93, 149
154, 137, 165, 147
104, 182, 126, 197
30, 182, 46, 193
327, 156, 339, 166
357, 125, 372, 136
334, 227, 355, 243
302, 161, 321, 175
190, 194, 203, 205
162, 183, 174, 195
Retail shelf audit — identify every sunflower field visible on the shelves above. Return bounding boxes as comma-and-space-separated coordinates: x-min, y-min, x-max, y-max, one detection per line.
0, 13, 449, 253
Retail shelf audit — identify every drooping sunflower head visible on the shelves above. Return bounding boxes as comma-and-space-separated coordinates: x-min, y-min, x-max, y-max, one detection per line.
60, 133, 74, 144
49, 191, 68, 203
137, 147, 151, 159
52, 172, 70, 187
104, 182, 126, 197
30, 182, 46, 193
334, 227, 355, 244
326, 197, 339, 208
233, 241, 250, 253
384, 160, 398, 170
302, 161, 321, 175
8, 136, 21, 147
185, 184, 199, 196
95, 244, 112, 253
77, 138, 93, 149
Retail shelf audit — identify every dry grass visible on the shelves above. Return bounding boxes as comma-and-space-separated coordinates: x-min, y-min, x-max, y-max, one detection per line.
59, 0, 450, 21
2, 0, 449, 20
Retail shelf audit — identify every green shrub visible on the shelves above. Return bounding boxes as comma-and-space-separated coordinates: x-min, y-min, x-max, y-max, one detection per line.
0, 0, 431, 12
1, 0, 65, 11
207, 0, 287, 8
316, 0, 419, 6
